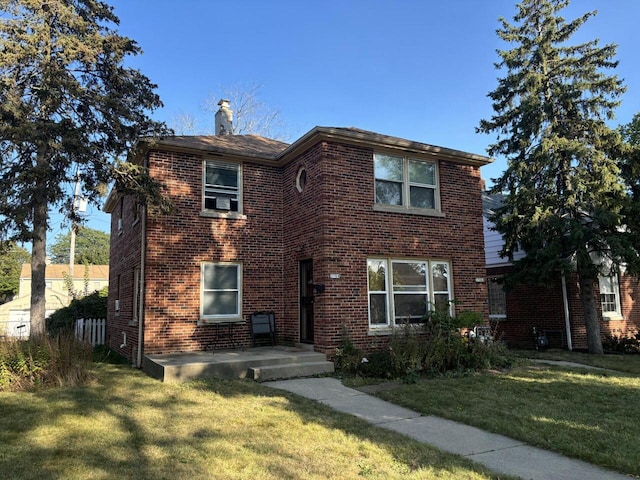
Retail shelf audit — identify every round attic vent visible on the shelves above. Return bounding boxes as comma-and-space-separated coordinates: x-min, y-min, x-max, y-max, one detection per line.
296, 166, 307, 193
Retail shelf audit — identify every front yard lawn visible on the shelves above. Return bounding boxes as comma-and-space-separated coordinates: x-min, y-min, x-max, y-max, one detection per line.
0, 363, 510, 480
371, 358, 640, 477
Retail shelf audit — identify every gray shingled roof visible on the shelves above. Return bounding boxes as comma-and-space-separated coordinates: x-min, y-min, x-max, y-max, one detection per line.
148, 134, 290, 160
140, 127, 492, 167
482, 192, 505, 217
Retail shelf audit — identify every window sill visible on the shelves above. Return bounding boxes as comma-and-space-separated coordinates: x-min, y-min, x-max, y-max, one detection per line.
368, 324, 424, 336
603, 314, 624, 321
198, 318, 245, 326
200, 210, 247, 220
368, 327, 393, 336
373, 204, 445, 218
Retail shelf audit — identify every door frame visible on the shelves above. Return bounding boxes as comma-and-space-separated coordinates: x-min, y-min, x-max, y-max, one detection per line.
299, 259, 314, 344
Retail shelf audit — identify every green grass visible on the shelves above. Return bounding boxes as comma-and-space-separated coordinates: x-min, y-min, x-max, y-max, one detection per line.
373, 360, 640, 476
0, 363, 513, 480
513, 348, 640, 374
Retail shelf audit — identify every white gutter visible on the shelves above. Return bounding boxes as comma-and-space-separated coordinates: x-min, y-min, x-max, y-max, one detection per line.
561, 273, 573, 351
136, 204, 146, 368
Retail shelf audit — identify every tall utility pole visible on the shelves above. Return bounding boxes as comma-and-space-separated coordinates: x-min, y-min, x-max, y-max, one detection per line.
69, 169, 84, 277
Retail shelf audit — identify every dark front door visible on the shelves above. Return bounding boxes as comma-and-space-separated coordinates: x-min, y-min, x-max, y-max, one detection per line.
299, 259, 314, 343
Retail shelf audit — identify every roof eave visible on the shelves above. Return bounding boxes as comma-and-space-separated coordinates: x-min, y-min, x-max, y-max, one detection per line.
138, 137, 283, 164
278, 127, 493, 167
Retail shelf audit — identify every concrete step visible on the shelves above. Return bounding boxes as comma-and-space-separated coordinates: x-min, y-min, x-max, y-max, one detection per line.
250, 361, 335, 381
144, 347, 333, 382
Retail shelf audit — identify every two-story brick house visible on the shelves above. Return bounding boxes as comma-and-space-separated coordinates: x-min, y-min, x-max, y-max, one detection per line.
105, 101, 492, 367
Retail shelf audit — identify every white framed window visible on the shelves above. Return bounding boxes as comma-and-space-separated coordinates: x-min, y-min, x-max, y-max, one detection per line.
392, 260, 429, 324
599, 274, 621, 319
295, 166, 307, 193
203, 160, 241, 212
117, 197, 124, 235
201, 262, 242, 321
367, 259, 389, 326
374, 153, 438, 211
132, 267, 141, 323
367, 258, 452, 328
487, 276, 507, 320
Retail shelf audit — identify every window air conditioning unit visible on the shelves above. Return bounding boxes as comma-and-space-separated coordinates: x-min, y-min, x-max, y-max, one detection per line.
216, 197, 231, 210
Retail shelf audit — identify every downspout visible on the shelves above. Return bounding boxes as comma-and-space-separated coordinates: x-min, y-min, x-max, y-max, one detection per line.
136, 204, 146, 368
561, 273, 573, 351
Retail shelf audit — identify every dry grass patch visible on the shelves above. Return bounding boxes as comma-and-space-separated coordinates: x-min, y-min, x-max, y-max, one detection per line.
0, 363, 512, 480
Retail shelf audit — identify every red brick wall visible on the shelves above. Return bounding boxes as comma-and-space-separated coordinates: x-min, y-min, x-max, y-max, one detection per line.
489, 266, 640, 350
141, 149, 284, 356
109, 139, 489, 364
106, 192, 142, 362
282, 141, 488, 357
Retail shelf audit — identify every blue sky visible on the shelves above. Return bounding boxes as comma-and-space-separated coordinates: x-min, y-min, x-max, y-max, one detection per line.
70, 0, 640, 238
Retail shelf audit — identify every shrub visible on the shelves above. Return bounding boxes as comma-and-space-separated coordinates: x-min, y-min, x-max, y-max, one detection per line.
602, 332, 640, 354
46, 286, 108, 336
360, 350, 395, 379
334, 328, 364, 375
0, 334, 93, 391
335, 305, 513, 381
389, 320, 428, 380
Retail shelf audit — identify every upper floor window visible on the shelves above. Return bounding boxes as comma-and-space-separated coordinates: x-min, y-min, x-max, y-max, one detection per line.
204, 160, 240, 212
599, 274, 621, 319
374, 153, 438, 211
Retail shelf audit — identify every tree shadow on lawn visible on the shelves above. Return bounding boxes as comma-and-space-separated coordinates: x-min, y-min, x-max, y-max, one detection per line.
0, 363, 510, 480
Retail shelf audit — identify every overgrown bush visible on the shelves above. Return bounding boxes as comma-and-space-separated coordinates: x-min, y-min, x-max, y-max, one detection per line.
46, 286, 108, 336
335, 304, 513, 381
360, 351, 395, 379
602, 332, 640, 354
0, 334, 93, 391
334, 329, 364, 375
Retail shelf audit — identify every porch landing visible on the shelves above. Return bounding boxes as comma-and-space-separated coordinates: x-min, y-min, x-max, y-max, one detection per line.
143, 345, 334, 383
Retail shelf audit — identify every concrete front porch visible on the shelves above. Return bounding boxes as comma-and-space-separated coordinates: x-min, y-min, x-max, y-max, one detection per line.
143, 345, 334, 383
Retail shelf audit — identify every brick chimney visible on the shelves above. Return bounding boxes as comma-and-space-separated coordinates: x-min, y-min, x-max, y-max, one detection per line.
215, 99, 233, 135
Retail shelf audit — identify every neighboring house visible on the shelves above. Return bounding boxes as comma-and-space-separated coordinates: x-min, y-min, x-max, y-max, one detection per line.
0, 264, 109, 338
105, 101, 492, 367
483, 193, 640, 349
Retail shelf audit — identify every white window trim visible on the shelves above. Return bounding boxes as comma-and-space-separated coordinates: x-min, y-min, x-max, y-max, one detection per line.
202, 159, 243, 215
599, 273, 622, 320
373, 153, 442, 215
131, 266, 141, 325
367, 258, 453, 330
367, 258, 390, 327
199, 262, 243, 323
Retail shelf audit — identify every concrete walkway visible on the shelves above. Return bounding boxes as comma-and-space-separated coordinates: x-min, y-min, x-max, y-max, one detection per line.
264, 377, 628, 480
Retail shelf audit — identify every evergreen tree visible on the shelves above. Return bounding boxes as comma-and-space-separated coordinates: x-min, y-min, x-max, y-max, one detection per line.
0, 1, 170, 335
478, 0, 635, 354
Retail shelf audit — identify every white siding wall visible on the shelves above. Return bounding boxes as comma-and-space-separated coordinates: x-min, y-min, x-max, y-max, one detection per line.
484, 216, 525, 267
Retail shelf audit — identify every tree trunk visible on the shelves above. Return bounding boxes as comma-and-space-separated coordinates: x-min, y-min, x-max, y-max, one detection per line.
577, 267, 603, 354
30, 202, 47, 337
30, 150, 49, 337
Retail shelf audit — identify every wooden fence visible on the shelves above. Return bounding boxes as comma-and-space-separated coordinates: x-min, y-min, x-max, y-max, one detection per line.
75, 318, 106, 346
